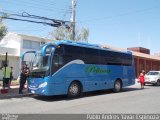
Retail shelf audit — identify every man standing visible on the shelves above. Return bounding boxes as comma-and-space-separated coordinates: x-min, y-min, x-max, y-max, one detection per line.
2, 64, 11, 89
19, 64, 29, 94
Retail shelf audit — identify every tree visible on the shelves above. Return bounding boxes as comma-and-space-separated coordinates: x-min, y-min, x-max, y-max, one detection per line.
0, 18, 7, 40
51, 26, 89, 42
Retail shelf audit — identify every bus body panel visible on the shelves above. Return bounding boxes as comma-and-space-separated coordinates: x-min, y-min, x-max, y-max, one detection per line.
28, 63, 135, 96
28, 77, 49, 95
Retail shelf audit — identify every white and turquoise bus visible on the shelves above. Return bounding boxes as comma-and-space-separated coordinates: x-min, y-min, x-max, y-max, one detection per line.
22, 40, 135, 97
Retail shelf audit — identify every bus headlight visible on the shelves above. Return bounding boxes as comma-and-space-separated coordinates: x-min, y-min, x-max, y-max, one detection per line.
38, 82, 47, 88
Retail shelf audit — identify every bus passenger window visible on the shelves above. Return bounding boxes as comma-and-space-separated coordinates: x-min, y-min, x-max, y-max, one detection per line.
58, 55, 63, 65
54, 54, 63, 67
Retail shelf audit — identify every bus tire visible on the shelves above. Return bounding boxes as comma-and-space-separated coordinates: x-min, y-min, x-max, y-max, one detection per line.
67, 81, 82, 98
113, 80, 122, 93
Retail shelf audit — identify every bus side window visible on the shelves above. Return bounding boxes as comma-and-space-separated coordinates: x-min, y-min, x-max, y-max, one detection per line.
58, 55, 63, 65
54, 54, 63, 67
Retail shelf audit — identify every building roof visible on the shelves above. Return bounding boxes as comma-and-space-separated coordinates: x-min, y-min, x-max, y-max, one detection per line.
132, 51, 160, 61
102, 44, 160, 61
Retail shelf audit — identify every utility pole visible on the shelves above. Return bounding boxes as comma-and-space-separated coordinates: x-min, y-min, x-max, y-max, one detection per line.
71, 0, 76, 41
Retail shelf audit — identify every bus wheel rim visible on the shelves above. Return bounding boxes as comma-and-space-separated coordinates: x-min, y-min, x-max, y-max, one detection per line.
115, 82, 121, 91
70, 84, 78, 95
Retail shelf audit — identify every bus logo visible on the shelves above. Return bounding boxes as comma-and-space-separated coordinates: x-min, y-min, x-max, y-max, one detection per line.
85, 66, 111, 74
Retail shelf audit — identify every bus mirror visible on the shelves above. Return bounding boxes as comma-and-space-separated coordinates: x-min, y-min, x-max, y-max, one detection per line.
42, 44, 55, 56
21, 51, 36, 61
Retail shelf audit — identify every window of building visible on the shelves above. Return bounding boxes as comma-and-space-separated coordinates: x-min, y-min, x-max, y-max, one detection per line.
23, 39, 40, 49
40, 41, 45, 45
23, 40, 31, 49
32, 41, 40, 49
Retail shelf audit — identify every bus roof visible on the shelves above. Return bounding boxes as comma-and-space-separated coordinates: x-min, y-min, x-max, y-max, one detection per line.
43, 40, 132, 55
55, 40, 101, 49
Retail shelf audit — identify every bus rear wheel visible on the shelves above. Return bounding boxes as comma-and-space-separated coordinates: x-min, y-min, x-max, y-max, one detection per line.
113, 80, 122, 93
67, 81, 81, 98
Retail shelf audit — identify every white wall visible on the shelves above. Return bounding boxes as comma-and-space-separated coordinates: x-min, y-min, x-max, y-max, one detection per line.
0, 33, 21, 56
0, 32, 54, 79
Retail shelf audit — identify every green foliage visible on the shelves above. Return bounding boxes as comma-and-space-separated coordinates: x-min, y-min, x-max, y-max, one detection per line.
0, 18, 7, 40
52, 26, 89, 42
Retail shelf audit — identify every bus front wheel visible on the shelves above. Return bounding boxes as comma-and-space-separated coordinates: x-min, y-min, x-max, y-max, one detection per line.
67, 81, 81, 98
113, 80, 122, 93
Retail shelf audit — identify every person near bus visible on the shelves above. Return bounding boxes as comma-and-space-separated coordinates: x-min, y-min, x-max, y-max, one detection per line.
2, 64, 11, 89
24, 64, 29, 89
139, 70, 145, 89
19, 65, 29, 94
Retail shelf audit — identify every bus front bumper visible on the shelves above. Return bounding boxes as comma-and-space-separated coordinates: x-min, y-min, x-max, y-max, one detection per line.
28, 82, 48, 95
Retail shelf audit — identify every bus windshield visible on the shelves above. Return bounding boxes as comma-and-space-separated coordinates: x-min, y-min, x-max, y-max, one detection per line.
32, 53, 50, 71
29, 53, 51, 78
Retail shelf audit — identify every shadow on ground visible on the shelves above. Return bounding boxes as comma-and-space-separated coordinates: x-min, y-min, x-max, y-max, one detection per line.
1, 84, 155, 100
33, 86, 146, 102
0, 87, 31, 100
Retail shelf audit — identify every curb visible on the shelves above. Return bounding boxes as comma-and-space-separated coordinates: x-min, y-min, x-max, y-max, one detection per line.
0, 93, 33, 99
0, 83, 19, 86
0, 84, 31, 99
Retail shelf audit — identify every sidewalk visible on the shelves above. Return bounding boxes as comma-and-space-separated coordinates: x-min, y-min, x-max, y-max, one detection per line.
0, 84, 33, 99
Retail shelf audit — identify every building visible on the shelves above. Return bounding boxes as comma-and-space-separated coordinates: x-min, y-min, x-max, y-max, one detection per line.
128, 47, 160, 77
0, 33, 53, 80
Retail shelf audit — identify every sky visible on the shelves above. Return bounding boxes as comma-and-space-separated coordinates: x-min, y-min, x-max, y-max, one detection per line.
0, 0, 160, 54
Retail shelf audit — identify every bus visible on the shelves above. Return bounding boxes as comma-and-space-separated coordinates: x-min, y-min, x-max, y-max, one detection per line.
22, 40, 135, 97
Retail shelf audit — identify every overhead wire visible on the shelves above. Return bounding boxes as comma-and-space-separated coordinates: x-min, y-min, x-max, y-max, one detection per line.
20, 0, 67, 13
0, 0, 72, 37
1, 0, 72, 19
62, 4, 72, 20
77, 6, 159, 23
1, 0, 66, 15
31, 0, 57, 6
0, 11, 70, 28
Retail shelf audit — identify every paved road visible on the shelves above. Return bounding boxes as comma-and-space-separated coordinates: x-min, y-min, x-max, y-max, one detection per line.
0, 83, 160, 114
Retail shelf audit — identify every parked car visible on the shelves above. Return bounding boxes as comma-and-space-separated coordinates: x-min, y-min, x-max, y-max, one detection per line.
145, 71, 160, 86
